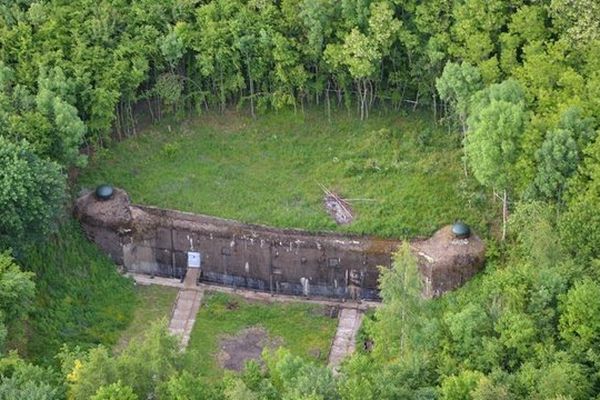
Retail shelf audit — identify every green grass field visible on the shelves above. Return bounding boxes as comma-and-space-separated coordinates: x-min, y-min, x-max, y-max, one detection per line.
80, 110, 495, 238
184, 291, 337, 381
114, 284, 179, 352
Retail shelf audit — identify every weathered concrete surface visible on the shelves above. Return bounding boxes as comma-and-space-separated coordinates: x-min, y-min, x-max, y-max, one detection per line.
129, 272, 379, 310
329, 308, 363, 372
412, 226, 486, 298
168, 269, 203, 349
76, 188, 486, 299
74, 188, 133, 264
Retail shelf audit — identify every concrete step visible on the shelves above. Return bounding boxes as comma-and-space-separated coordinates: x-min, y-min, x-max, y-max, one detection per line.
328, 308, 363, 372
167, 269, 204, 350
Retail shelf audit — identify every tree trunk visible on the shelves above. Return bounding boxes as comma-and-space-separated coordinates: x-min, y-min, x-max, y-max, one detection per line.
128, 100, 136, 136
502, 189, 508, 241
432, 91, 437, 120
356, 81, 362, 120
460, 116, 469, 177
146, 97, 155, 123
114, 103, 122, 140
326, 80, 331, 123
247, 58, 255, 119
249, 77, 255, 119
413, 90, 419, 111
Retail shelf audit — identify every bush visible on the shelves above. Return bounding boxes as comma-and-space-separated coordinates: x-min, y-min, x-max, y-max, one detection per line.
0, 137, 66, 250
22, 222, 135, 364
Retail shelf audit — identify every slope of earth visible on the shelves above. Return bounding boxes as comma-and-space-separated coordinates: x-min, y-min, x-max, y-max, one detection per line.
80, 109, 495, 238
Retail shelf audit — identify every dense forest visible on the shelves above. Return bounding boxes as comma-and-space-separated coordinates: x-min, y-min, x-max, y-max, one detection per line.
1, 0, 600, 398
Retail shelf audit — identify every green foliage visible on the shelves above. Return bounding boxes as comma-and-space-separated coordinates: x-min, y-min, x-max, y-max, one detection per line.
440, 370, 485, 400
532, 107, 596, 204
114, 285, 178, 353
64, 322, 180, 400
91, 381, 138, 400
560, 136, 600, 262
0, 252, 35, 333
559, 279, 600, 359
0, 137, 66, 250
466, 80, 527, 191
0, 64, 85, 167
21, 222, 135, 364
466, 79, 528, 238
337, 355, 375, 400
526, 359, 593, 400
533, 129, 579, 203
371, 243, 425, 361
509, 201, 564, 270
158, 371, 223, 400
550, 0, 600, 46
263, 348, 338, 399
436, 62, 483, 131
222, 377, 258, 400
0, 353, 64, 400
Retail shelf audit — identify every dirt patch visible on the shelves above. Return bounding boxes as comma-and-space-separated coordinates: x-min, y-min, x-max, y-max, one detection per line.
226, 299, 239, 310
324, 193, 353, 225
412, 225, 485, 263
74, 188, 133, 229
217, 326, 283, 371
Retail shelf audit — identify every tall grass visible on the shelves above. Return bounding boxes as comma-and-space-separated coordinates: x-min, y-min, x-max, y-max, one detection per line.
80, 109, 496, 238
18, 221, 135, 364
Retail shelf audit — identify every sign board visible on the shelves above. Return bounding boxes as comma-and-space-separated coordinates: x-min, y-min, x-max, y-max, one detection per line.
187, 251, 201, 268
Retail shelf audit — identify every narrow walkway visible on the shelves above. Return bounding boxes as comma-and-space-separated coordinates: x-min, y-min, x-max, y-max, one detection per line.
128, 273, 379, 310
328, 308, 363, 372
168, 269, 203, 349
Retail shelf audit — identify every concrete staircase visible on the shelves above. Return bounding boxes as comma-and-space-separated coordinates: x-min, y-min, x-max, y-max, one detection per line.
328, 307, 363, 372
168, 268, 203, 349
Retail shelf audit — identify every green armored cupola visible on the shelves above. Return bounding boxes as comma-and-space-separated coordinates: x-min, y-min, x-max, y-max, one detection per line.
452, 221, 471, 239
95, 184, 114, 201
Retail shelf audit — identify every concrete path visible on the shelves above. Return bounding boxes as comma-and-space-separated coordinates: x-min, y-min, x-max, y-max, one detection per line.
328, 308, 363, 372
167, 269, 203, 349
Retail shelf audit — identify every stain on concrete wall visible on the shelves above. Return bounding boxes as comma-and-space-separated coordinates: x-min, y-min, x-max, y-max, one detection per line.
75, 188, 485, 300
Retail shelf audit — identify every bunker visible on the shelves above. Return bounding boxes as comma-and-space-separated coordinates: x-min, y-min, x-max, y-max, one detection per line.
75, 188, 485, 300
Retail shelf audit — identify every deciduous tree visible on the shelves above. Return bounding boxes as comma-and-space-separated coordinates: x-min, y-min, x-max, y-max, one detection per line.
466, 79, 527, 240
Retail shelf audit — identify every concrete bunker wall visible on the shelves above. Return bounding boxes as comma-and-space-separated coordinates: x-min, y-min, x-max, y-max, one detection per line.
126, 206, 393, 299
75, 189, 485, 300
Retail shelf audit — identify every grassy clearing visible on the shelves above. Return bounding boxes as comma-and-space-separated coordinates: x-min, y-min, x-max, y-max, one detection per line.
114, 284, 179, 352
18, 221, 136, 365
184, 291, 337, 381
80, 110, 495, 238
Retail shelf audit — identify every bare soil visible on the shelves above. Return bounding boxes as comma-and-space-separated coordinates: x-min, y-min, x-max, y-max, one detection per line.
216, 326, 283, 371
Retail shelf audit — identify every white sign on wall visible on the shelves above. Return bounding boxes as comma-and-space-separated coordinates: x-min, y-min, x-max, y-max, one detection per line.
187, 251, 201, 268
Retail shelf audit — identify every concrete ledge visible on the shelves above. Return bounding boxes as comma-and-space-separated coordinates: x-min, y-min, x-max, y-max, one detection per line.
128, 273, 379, 310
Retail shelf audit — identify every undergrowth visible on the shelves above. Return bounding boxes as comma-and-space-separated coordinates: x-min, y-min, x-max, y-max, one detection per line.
17, 221, 135, 365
